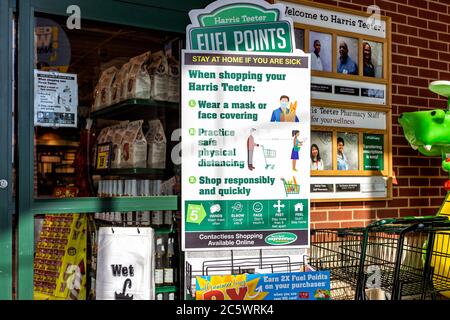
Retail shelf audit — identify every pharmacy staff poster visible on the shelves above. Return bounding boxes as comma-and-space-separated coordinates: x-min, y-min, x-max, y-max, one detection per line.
182, 51, 310, 250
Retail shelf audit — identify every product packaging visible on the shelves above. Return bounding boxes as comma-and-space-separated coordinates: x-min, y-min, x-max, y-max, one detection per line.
92, 66, 118, 111
127, 51, 152, 100
111, 62, 132, 104
149, 51, 168, 101
167, 56, 180, 103
146, 119, 166, 169
121, 120, 147, 168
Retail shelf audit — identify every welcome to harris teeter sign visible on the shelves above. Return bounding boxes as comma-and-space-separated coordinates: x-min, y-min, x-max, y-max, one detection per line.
186, 0, 296, 52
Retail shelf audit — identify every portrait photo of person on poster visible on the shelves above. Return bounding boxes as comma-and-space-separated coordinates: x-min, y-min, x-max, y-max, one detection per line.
337, 36, 359, 75
337, 136, 349, 170
270, 95, 299, 122
310, 144, 324, 170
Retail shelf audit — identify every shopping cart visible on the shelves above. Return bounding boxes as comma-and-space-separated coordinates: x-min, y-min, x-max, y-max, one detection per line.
281, 177, 300, 196
261, 145, 276, 169
309, 228, 365, 300
310, 215, 449, 300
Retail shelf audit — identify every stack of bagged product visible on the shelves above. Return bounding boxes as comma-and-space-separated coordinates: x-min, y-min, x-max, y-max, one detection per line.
92, 50, 179, 112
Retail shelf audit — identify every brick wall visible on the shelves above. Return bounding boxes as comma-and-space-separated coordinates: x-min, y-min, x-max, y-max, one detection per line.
309, 0, 450, 229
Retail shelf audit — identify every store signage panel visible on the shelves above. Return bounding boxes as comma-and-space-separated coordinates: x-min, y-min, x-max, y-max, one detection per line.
310, 176, 387, 199
311, 76, 386, 105
182, 50, 310, 250
278, 1, 386, 38
311, 106, 386, 130
34, 70, 78, 128
196, 271, 331, 300
187, 0, 297, 52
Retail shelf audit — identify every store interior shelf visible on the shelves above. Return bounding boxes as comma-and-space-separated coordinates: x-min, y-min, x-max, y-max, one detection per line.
90, 98, 179, 120
92, 167, 169, 177
155, 286, 176, 293
32, 196, 178, 214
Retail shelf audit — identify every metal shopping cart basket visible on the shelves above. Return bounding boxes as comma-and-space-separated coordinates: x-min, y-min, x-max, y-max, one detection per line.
262, 145, 276, 169
281, 178, 300, 196
309, 228, 366, 300
355, 216, 449, 300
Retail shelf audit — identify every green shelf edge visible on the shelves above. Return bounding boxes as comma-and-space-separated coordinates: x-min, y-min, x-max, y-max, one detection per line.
90, 98, 179, 119
155, 286, 177, 293
92, 167, 169, 176
32, 196, 178, 214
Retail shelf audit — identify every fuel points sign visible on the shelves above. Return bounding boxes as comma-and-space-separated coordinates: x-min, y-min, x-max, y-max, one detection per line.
186, 0, 295, 52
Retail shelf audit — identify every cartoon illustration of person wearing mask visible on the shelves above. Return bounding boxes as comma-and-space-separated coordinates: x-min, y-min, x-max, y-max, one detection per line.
270, 95, 299, 122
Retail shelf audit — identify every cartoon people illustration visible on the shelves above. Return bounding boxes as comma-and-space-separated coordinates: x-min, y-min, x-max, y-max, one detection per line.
310, 144, 324, 170
247, 128, 259, 170
291, 130, 303, 171
337, 137, 349, 170
270, 95, 299, 122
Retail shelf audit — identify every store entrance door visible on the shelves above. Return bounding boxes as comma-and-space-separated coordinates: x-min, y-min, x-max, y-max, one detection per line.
0, 0, 14, 300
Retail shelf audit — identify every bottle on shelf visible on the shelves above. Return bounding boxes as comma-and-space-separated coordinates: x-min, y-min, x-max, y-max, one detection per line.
154, 236, 165, 287
164, 236, 175, 286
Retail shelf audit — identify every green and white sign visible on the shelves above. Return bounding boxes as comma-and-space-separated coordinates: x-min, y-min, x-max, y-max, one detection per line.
182, 50, 310, 250
187, 0, 296, 52
363, 134, 384, 171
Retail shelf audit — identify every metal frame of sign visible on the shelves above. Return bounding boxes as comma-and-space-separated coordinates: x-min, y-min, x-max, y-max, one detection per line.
276, 0, 392, 201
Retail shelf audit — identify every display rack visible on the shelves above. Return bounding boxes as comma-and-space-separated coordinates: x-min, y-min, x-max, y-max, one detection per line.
92, 168, 170, 178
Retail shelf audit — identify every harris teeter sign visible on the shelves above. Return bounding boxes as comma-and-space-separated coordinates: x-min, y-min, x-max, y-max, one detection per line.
186, 0, 296, 52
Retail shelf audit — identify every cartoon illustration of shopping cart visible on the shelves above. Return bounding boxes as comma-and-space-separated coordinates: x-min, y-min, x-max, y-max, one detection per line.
262, 145, 276, 169
281, 177, 300, 196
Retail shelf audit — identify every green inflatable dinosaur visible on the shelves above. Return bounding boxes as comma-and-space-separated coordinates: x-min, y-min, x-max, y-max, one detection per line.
399, 81, 450, 188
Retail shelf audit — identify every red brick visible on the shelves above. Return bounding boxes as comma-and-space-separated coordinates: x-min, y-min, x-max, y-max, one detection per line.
420, 167, 441, 176
419, 9, 438, 21
439, 52, 450, 61
420, 207, 440, 215
393, 156, 410, 166
420, 188, 441, 196
431, 197, 445, 206
438, 33, 450, 44
395, 177, 410, 185
399, 208, 419, 217
429, 2, 447, 13
364, 201, 387, 208
419, 29, 438, 40
430, 178, 448, 185
310, 211, 327, 222
409, 178, 429, 186
419, 48, 438, 59
313, 222, 340, 229
439, 72, 450, 81
407, 16, 428, 28
341, 221, 366, 228
392, 54, 408, 64
408, 0, 428, 9
429, 21, 447, 32
392, 95, 408, 105
377, 208, 399, 219
328, 210, 352, 221
409, 76, 429, 87
399, 188, 420, 196
399, 66, 419, 76
419, 88, 438, 98
398, 4, 418, 16
408, 97, 429, 106
398, 167, 419, 176
430, 157, 445, 167
398, 85, 418, 95
353, 209, 376, 220
409, 57, 429, 68
409, 157, 430, 166
409, 198, 429, 207
419, 68, 439, 79
393, 188, 399, 197
397, 24, 418, 36
438, 14, 450, 24
391, 14, 407, 25
388, 198, 409, 207
312, 0, 338, 5
428, 98, 448, 108
408, 36, 428, 48
341, 201, 364, 209
429, 40, 448, 52
313, 202, 339, 210
338, 2, 362, 11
